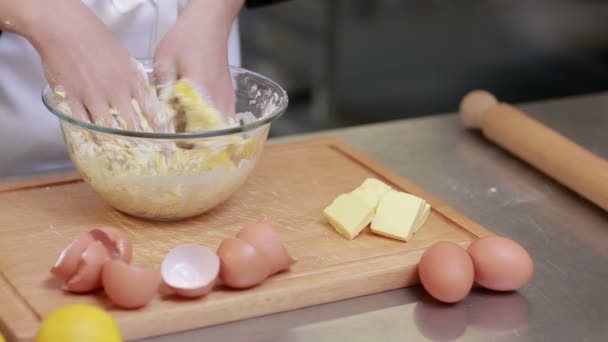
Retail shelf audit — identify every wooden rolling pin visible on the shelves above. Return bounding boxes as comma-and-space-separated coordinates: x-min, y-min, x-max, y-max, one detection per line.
459, 90, 608, 212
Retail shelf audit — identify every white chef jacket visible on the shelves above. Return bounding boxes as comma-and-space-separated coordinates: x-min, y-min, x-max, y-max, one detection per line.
0, 0, 242, 178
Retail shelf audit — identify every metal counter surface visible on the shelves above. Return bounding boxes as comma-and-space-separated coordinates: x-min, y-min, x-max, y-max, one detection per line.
144, 92, 608, 341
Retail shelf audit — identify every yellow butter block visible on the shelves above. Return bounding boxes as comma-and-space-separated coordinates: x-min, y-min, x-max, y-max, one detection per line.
353, 178, 392, 206
359, 178, 392, 198
371, 190, 426, 241
351, 187, 381, 208
414, 203, 431, 233
324, 192, 376, 240
324, 178, 431, 241
323, 178, 389, 240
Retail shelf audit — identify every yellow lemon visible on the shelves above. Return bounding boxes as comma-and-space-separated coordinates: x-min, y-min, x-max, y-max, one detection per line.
0, 332, 5, 342
36, 304, 122, 342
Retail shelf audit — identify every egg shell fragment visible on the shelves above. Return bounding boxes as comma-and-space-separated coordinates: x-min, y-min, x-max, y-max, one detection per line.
102, 260, 161, 309
217, 238, 271, 289
89, 226, 133, 263
51, 232, 94, 280
418, 242, 474, 303
236, 222, 296, 275
65, 241, 110, 293
467, 236, 534, 291
161, 244, 220, 298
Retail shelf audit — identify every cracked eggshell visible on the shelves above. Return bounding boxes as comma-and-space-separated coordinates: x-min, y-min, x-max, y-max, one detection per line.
217, 238, 271, 289
102, 260, 161, 309
51, 232, 94, 280
161, 244, 220, 298
64, 241, 110, 293
89, 226, 133, 263
236, 221, 296, 274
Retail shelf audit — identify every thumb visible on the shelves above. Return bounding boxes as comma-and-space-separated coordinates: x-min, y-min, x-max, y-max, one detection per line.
153, 60, 177, 96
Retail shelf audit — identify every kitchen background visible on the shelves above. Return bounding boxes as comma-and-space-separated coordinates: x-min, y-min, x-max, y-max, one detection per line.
238, 0, 608, 137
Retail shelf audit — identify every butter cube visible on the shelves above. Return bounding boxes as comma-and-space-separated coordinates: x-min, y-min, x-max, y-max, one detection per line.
350, 178, 392, 207
324, 178, 430, 241
359, 178, 392, 198
323, 178, 392, 239
324, 192, 376, 240
414, 203, 431, 233
371, 190, 426, 241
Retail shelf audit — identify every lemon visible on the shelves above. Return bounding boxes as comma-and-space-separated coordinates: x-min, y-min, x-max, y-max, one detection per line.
36, 304, 122, 342
0, 332, 5, 342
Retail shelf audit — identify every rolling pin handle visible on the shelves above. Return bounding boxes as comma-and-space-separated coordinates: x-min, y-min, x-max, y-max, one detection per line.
459, 90, 498, 129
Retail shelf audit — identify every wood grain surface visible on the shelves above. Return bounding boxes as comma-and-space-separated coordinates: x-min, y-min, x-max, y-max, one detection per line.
0, 138, 493, 341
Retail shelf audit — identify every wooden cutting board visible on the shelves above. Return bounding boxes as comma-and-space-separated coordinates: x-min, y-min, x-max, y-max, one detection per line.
0, 138, 493, 341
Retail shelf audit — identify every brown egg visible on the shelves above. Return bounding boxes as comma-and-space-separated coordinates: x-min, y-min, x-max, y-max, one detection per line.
52, 232, 94, 280
102, 260, 161, 309
161, 244, 220, 298
418, 242, 474, 303
65, 241, 110, 293
467, 236, 534, 291
217, 238, 271, 289
89, 226, 133, 263
236, 221, 296, 275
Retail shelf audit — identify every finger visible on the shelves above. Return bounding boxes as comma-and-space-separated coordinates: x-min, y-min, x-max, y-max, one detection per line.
131, 90, 154, 132
180, 60, 235, 117
153, 59, 177, 96
215, 75, 236, 117
113, 95, 141, 131
132, 86, 170, 133
131, 57, 150, 83
84, 97, 111, 128
193, 76, 235, 117
221, 88, 236, 118
65, 97, 90, 123
212, 66, 236, 117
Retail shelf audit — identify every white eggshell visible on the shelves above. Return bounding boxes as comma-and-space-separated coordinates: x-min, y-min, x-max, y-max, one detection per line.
161, 244, 220, 298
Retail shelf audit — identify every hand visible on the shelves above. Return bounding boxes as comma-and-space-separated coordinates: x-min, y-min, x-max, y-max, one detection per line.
26, 1, 155, 130
154, 0, 244, 116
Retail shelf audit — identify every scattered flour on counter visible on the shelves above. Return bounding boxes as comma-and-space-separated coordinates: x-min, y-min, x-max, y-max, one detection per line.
444, 177, 548, 208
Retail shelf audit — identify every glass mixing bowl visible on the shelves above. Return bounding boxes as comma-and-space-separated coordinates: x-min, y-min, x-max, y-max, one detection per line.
42, 66, 288, 221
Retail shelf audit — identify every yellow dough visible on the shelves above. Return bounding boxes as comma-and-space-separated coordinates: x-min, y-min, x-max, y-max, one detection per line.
168, 80, 228, 132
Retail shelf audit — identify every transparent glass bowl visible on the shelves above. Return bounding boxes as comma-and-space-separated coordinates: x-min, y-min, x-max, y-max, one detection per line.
42, 66, 288, 221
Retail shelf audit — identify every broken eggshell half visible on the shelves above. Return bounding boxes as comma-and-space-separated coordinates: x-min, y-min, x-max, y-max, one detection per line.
236, 221, 296, 275
89, 226, 133, 263
161, 244, 220, 298
102, 260, 161, 309
217, 238, 272, 289
64, 241, 110, 293
51, 232, 95, 280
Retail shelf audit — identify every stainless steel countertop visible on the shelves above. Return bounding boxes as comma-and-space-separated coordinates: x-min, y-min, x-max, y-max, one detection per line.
142, 92, 608, 342
8, 92, 606, 341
